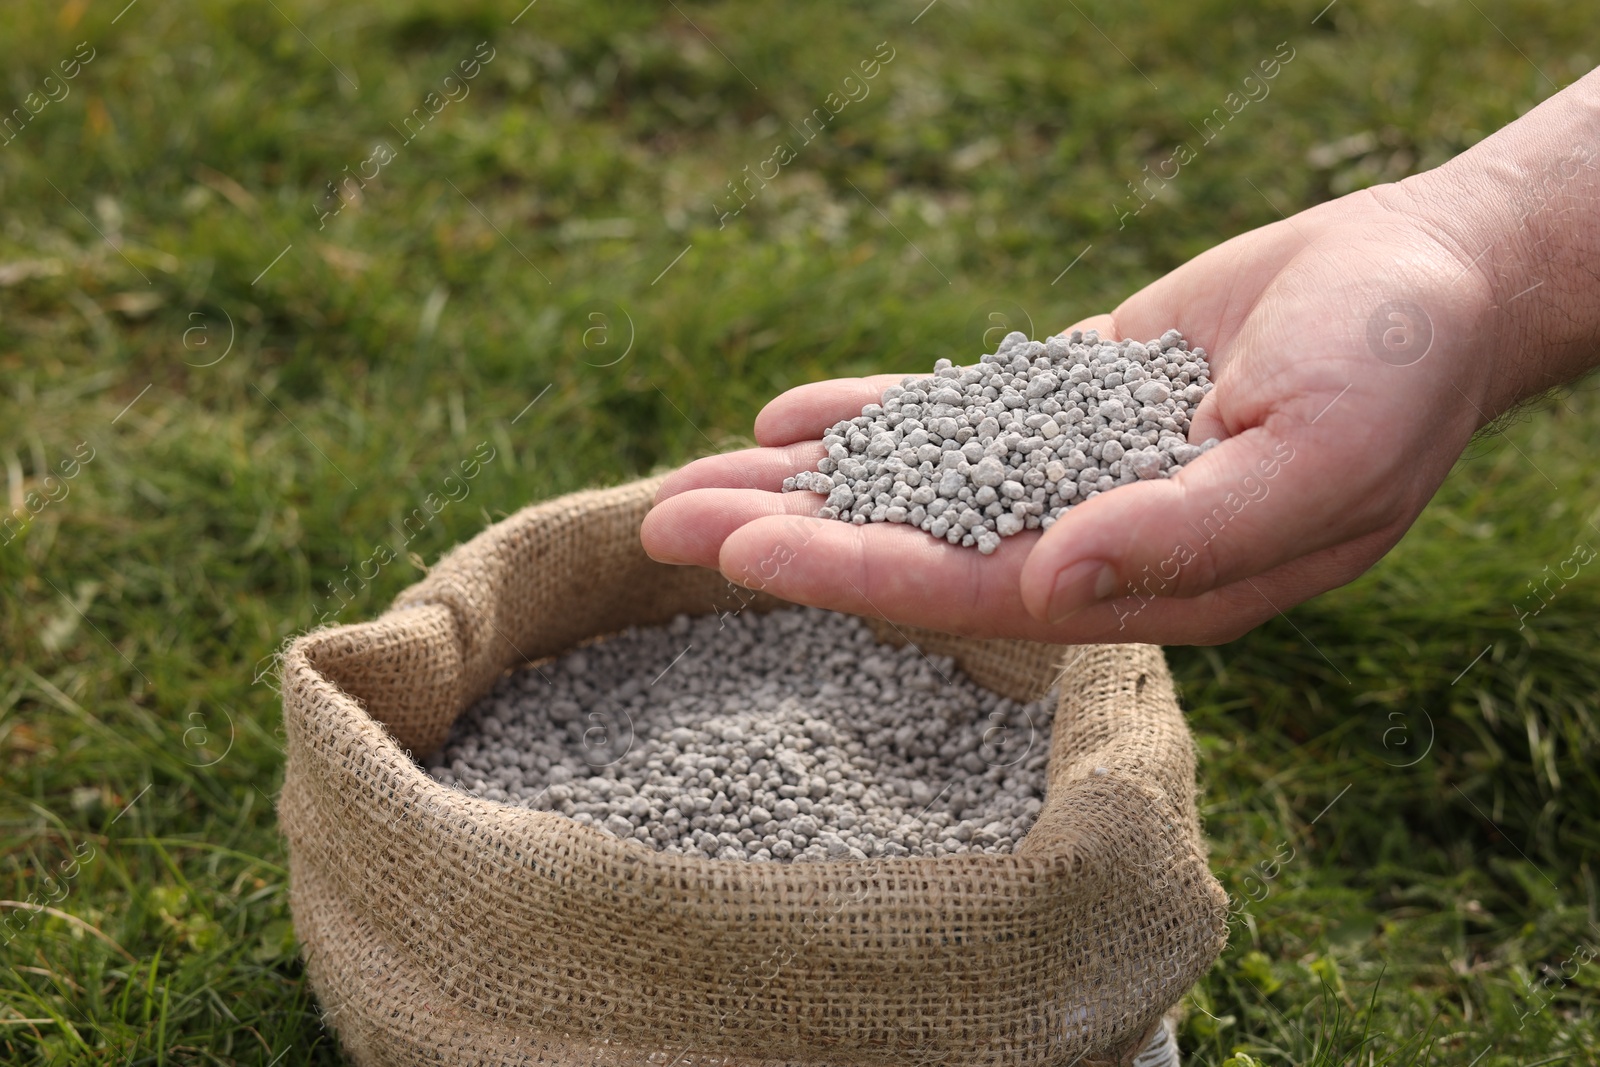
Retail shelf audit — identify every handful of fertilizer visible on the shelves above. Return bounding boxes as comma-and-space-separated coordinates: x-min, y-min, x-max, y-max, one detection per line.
783, 328, 1217, 553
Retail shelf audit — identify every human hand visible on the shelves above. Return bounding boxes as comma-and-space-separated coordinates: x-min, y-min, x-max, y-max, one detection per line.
641, 71, 1600, 644
643, 186, 1486, 643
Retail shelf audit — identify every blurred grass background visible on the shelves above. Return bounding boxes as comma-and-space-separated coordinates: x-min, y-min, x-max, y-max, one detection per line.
2, 0, 1598, 1063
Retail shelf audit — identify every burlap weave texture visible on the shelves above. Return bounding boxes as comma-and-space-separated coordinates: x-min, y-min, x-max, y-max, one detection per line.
278, 475, 1227, 1066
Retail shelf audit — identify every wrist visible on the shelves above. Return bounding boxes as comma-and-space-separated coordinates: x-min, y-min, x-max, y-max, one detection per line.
1397, 69, 1600, 420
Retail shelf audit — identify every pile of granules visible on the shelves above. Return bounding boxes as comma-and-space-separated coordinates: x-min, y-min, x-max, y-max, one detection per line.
425, 606, 1054, 862
783, 328, 1217, 553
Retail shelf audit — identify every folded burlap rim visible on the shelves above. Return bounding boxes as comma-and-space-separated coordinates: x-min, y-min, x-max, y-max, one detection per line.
278, 475, 1228, 1067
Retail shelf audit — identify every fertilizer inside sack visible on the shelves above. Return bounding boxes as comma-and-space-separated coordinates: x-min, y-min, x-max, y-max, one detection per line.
426, 606, 1054, 861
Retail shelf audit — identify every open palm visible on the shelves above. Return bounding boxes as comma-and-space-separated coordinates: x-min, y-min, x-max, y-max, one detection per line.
642, 182, 1492, 644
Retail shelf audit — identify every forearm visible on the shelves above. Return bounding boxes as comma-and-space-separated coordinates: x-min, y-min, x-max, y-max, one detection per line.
1402, 64, 1600, 420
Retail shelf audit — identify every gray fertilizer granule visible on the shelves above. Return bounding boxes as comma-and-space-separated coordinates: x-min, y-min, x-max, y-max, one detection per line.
782, 328, 1218, 553
425, 605, 1054, 862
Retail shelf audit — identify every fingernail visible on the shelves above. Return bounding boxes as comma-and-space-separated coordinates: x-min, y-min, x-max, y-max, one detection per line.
1046, 560, 1117, 623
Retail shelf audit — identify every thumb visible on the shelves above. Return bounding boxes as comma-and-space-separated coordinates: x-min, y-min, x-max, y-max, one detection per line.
1018, 423, 1348, 624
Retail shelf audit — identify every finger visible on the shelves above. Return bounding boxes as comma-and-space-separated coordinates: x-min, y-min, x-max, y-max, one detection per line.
716, 514, 1045, 638
1186, 388, 1230, 445
1017, 421, 1385, 623
753, 374, 916, 447
641, 487, 824, 568
1103, 218, 1318, 376
712, 508, 1376, 644
1080, 522, 1398, 645
654, 443, 826, 503
1051, 312, 1118, 340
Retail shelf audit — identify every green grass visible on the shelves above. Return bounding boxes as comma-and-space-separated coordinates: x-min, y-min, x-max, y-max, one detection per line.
3, 0, 1598, 1062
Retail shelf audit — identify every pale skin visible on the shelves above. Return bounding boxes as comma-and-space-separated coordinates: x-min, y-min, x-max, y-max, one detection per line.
643, 67, 1600, 645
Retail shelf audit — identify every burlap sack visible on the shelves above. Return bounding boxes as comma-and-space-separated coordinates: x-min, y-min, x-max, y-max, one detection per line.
279, 475, 1227, 1067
